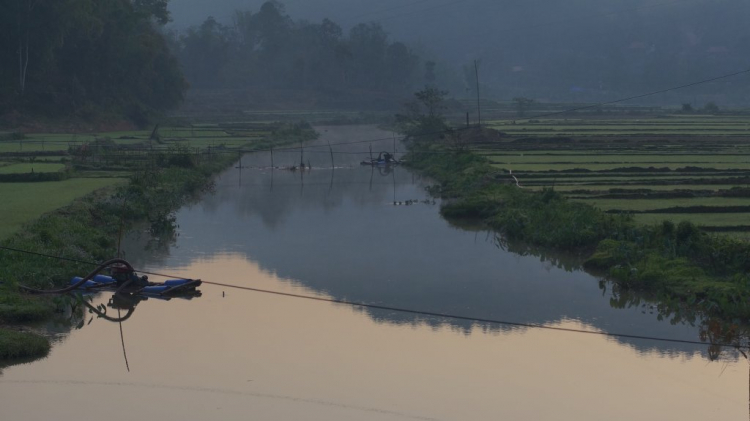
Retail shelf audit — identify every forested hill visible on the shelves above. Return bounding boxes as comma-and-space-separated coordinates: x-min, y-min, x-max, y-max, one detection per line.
0, 0, 186, 126
172, 1, 427, 109
171, 0, 750, 106
0, 1, 429, 124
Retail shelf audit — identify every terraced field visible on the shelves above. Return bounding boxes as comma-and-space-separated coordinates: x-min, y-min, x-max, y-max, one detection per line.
0, 163, 65, 174
477, 114, 750, 236
486, 115, 750, 137
0, 122, 289, 239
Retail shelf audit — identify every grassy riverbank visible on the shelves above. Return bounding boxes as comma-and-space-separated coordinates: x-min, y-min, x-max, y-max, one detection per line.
0, 122, 318, 364
0, 329, 50, 361
476, 114, 750, 239
407, 137, 750, 323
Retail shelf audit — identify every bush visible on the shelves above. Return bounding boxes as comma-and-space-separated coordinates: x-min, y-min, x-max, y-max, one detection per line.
0, 329, 50, 360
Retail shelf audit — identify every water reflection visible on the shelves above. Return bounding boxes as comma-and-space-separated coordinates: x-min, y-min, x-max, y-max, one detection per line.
58, 281, 204, 373
4, 126, 748, 420
115, 125, 747, 363
2, 253, 746, 421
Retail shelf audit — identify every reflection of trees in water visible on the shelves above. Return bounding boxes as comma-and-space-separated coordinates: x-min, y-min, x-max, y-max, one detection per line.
118, 125, 750, 363
118, 223, 179, 270
607, 281, 749, 362
205, 165, 429, 229
492, 232, 583, 273
428, 227, 750, 361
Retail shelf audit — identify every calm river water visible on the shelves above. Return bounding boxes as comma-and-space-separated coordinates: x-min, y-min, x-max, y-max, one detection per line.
0, 126, 746, 420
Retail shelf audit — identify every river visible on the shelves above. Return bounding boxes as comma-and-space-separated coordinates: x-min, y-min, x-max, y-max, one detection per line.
0, 125, 746, 420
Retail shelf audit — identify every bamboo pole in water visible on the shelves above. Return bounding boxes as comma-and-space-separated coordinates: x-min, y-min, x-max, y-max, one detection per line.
328, 140, 334, 168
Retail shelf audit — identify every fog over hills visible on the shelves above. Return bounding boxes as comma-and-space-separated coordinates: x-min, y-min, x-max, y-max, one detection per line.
168, 0, 750, 104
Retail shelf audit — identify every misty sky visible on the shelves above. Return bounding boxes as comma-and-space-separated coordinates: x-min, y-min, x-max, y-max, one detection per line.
168, 0, 750, 103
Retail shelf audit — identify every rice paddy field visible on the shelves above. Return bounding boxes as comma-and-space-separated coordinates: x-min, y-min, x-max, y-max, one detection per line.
478, 113, 750, 237
0, 122, 282, 240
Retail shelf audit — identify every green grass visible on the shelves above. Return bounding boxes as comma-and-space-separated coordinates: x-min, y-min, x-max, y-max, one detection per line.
575, 197, 750, 212
485, 115, 750, 137
0, 163, 66, 174
484, 153, 750, 164
632, 213, 750, 227
408, 135, 750, 322
0, 178, 126, 240
0, 329, 50, 360
473, 114, 750, 232
489, 161, 750, 171
527, 184, 741, 192
0, 290, 54, 323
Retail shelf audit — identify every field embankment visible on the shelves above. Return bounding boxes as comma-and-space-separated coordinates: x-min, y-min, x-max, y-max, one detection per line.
407, 121, 750, 324
0, 121, 318, 364
478, 114, 750, 239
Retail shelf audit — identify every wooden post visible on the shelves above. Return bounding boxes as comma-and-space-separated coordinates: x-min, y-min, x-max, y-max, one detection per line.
475, 60, 481, 127
270, 146, 274, 168
328, 140, 334, 168
369, 144, 373, 161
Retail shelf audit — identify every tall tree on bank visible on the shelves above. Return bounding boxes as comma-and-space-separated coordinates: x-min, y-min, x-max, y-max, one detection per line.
395, 86, 449, 138
0, 0, 187, 125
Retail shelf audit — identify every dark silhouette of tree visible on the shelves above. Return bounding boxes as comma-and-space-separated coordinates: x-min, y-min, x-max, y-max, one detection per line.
512, 97, 535, 117
0, 0, 187, 124
395, 86, 449, 138
175, 1, 425, 98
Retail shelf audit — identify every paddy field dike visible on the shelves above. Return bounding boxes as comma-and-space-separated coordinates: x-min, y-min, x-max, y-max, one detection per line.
409, 111, 750, 324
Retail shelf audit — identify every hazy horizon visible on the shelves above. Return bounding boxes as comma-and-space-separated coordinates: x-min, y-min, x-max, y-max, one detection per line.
167, 0, 750, 105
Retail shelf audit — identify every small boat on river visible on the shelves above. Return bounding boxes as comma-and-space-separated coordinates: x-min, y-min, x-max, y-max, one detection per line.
70, 274, 202, 297
361, 151, 400, 167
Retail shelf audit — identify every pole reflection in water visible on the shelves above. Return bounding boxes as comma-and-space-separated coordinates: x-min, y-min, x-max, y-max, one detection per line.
75, 283, 203, 374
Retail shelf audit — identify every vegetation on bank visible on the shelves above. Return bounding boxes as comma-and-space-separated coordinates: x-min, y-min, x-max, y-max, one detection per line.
407, 142, 750, 322
0, 329, 50, 361
474, 114, 750, 239
0, 179, 126, 240
0, 122, 317, 363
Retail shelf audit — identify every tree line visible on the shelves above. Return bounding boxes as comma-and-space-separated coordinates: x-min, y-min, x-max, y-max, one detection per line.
0, 1, 434, 124
0, 0, 186, 125
172, 1, 427, 95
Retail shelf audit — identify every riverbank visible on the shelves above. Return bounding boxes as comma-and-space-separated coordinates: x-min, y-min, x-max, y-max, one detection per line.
406, 136, 750, 324
0, 153, 238, 362
0, 124, 318, 364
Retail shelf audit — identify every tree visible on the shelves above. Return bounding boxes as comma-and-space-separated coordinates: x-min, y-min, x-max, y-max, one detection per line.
704, 102, 720, 114
512, 97, 535, 117
0, 0, 187, 123
385, 42, 418, 91
179, 17, 232, 88
424, 61, 436, 85
395, 86, 449, 138
132, 0, 170, 24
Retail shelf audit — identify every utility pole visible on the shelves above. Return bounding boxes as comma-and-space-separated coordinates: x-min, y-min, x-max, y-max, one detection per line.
475, 60, 481, 127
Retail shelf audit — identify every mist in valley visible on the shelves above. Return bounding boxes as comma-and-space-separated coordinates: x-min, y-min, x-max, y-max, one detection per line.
167, 0, 750, 106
